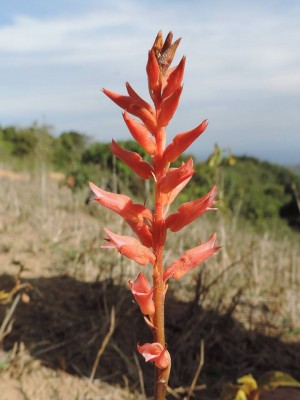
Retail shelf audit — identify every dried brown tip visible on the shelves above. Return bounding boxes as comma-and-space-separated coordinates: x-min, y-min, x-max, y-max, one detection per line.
152, 30, 163, 57
151, 31, 181, 75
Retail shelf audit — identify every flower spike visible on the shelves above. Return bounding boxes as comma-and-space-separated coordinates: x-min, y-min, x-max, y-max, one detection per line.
91, 31, 219, 398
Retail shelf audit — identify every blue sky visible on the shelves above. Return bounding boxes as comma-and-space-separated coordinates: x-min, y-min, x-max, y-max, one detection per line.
1, 0, 299, 165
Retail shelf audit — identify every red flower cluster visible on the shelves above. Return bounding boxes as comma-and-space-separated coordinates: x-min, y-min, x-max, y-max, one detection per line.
90, 31, 219, 377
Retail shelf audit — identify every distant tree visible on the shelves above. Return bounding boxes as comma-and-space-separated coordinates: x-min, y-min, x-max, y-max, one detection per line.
82, 142, 111, 168
1, 126, 37, 158
52, 131, 88, 170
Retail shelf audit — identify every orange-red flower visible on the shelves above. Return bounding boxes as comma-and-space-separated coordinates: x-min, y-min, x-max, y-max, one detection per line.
89, 182, 153, 247
163, 233, 220, 281
162, 56, 186, 100
166, 185, 217, 232
159, 158, 195, 193
111, 139, 154, 179
102, 87, 157, 135
162, 119, 208, 163
158, 85, 183, 127
122, 112, 157, 155
102, 228, 155, 266
161, 171, 194, 215
129, 273, 155, 315
146, 49, 161, 105
137, 342, 171, 369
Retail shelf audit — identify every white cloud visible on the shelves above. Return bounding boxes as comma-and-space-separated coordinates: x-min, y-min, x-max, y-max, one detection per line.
1, 1, 300, 163
0, 12, 131, 53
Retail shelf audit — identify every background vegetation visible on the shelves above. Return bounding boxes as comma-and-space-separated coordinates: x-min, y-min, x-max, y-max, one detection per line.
1, 123, 299, 232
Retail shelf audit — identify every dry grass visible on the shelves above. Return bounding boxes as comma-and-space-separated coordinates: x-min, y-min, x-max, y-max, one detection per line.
0, 172, 300, 399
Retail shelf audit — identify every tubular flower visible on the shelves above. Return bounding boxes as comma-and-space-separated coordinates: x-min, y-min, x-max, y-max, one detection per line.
166, 185, 217, 232
89, 181, 152, 247
137, 342, 171, 369
158, 85, 183, 127
129, 273, 155, 315
102, 88, 157, 135
102, 228, 155, 266
163, 233, 220, 281
162, 55, 186, 100
146, 49, 161, 105
111, 140, 154, 179
162, 119, 208, 163
122, 112, 157, 155
159, 158, 195, 193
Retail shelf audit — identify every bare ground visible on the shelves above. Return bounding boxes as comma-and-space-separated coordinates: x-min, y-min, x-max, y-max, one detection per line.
1, 173, 300, 399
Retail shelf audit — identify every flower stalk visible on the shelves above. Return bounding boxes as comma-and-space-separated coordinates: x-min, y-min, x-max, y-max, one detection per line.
90, 30, 219, 400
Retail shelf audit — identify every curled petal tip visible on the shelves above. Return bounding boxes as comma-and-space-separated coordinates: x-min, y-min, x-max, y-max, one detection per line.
137, 342, 171, 369
129, 273, 155, 315
103, 229, 155, 266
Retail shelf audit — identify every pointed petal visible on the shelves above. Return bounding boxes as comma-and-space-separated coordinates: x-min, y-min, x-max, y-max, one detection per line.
89, 182, 153, 246
162, 56, 186, 100
166, 185, 217, 232
89, 181, 152, 219
129, 273, 155, 315
111, 140, 154, 179
159, 158, 195, 193
123, 112, 157, 154
158, 86, 183, 127
151, 30, 163, 55
102, 88, 134, 111
101, 228, 127, 248
102, 228, 155, 265
161, 174, 193, 215
126, 218, 153, 248
146, 49, 161, 94
163, 233, 220, 281
159, 34, 181, 75
125, 82, 153, 113
89, 181, 131, 213
103, 88, 157, 134
137, 342, 171, 369
163, 120, 208, 163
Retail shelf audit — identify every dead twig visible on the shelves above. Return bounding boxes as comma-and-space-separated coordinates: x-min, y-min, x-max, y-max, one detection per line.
185, 339, 205, 400
133, 351, 146, 399
89, 306, 115, 382
0, 294, 21, 345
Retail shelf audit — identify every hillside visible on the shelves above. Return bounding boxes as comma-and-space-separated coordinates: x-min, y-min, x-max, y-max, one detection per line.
1, 123, 300, 233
